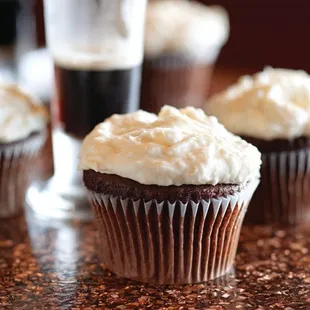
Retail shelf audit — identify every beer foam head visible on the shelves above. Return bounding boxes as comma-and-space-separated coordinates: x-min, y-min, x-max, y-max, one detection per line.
144, 0, 229, 62
45, 0, 147, 70
0, 84, 48, 143
52, 43, 143, 70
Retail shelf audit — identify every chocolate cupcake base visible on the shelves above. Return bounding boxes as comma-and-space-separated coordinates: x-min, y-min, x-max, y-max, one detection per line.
87, 175, 259, 284
0, 132, 46, 217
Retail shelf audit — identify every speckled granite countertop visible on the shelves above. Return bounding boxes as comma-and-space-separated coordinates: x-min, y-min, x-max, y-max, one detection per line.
0, 205, 309, 310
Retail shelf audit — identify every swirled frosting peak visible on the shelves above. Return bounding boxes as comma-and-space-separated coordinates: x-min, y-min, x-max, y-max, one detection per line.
0, 84, 48, 143
205, 67, 310, 140
80, 106, 261, 186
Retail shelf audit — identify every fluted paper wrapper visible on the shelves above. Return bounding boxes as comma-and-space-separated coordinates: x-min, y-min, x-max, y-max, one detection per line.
88, 179, 259, 285
246, 149, 310, 225
0, 134, 45, 217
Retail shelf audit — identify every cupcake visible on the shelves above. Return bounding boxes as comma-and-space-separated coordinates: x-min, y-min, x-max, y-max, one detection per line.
140, 0, 229, 114
205, 67, 310, 225
80, 106, 261, 284
0, 84, 48, 217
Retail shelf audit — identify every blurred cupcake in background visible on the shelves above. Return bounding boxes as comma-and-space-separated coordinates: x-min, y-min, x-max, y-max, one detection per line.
205, 67, 310, 225
18, 48, 54, 182
80, 105, 261, 284
140, 0, 229, 113
0, 84, 47, 217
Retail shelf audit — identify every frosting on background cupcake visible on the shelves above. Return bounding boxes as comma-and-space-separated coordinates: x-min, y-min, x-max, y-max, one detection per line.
0, 84, 48, 143
80, 106, 261, 186
144, 0, 229, 62
205, 67, 310, 140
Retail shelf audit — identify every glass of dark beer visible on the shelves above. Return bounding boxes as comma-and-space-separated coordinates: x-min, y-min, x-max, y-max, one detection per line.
27, 0, 147, 220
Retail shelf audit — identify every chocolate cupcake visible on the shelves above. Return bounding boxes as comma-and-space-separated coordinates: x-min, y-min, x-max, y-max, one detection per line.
205, 67, 310, 225
0, 84, 47, 217
140, 0, 229, 113
80, 106, 261, 284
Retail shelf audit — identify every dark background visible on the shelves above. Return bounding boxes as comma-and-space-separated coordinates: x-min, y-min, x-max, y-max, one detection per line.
201, 0, 310, 71
1, 0, 310, 71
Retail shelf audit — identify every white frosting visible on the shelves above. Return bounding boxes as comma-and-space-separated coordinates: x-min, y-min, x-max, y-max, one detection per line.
205, 67, 310, 140
45, 0, 147, 70
0, 84, 48, 143
79, 106, 261, 186
144, 0, 229, 62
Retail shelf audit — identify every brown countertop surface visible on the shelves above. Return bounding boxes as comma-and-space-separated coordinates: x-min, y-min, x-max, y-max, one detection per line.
0, 206, 309, 310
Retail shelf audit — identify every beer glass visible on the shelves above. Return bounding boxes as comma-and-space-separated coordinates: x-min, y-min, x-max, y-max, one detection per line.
27, 0, 147, 220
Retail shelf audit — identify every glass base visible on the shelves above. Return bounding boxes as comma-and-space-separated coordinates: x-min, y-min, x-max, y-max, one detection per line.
27, 128, 93, 221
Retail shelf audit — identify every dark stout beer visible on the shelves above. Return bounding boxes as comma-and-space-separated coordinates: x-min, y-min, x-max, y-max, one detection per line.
54, 63, 142, 138
0, 0, 18, 46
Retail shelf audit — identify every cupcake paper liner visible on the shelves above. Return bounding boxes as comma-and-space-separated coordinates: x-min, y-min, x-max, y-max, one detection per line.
88, 179, 259, 285
0, 133, 46, 217
140, 54, 218, 114
245, 149, 310, 225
